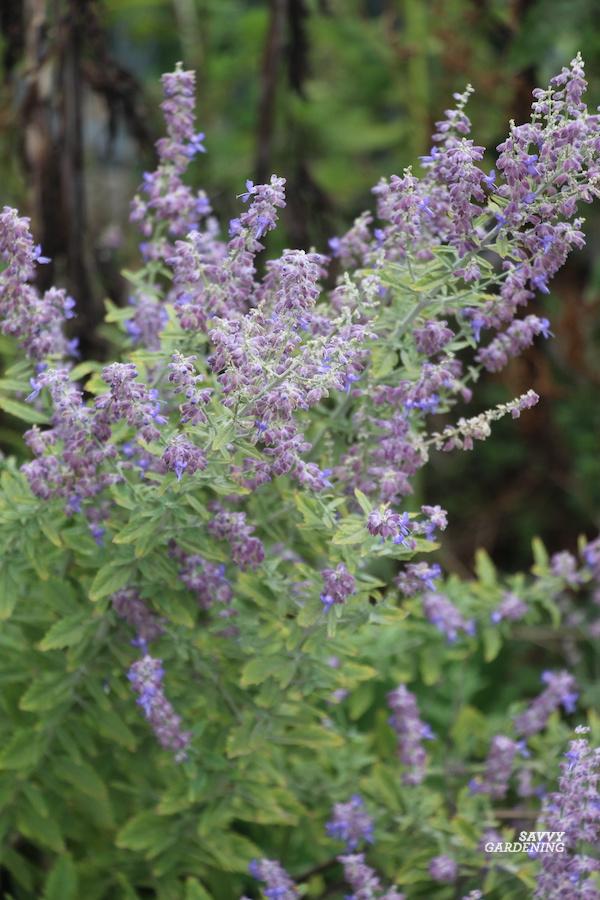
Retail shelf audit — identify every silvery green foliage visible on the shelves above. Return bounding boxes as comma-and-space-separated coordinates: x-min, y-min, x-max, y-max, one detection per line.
0, 58, 598, 899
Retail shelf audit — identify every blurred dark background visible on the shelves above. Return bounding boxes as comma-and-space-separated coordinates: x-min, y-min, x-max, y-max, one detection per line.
1, 0, 600, 571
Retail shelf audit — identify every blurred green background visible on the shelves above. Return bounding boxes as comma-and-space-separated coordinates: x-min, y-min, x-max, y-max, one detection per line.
1, 0, 600, 570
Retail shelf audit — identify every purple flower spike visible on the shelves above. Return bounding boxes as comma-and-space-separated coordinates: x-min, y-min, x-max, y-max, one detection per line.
326, 795, 374, 849
128, 654, 191, 762
515, 671, 578, 737
387, 685, 432, 785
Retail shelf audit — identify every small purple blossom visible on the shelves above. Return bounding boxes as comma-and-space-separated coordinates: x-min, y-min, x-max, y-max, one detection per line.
320, 563, 356, 609
387, 685, 433, 785
428, 855, 458, 883
550, 551, 581, 587
469, 735, 526, 799
491, 591, 528, 623
395, 562, 441, 596
421, 591, 475, 642
112, 588, 165, 643
515, 671, 579, 737
128, 654, 191, 762
248, 859, 298, 900
326, 795, 374, 849
161, 434, 207, 480
208, 507, 265, 569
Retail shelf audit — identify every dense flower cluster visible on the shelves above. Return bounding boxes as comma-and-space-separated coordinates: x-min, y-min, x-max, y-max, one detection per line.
22, 368, 117, 510
0, 206, 74, 361
2, 56, 600, 898
535, 727, 600, 899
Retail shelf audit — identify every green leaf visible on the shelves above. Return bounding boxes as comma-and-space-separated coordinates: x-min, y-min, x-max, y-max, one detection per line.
154, 593, 195, 628
0, 565, 19, 620
112, 517, 157, 547
38, 612, 91, 651
0, 396, 49, 424
531, 536, 549, 571
354, 489, 371, 514
201, 832, 261, 873
332, 520, 368, 545
420, 645, 441, 686
92, 705, 136, 750
2, 848, 35, 892
17, 799, 64, 852
482, 626, 502, 662
116, 811, 172, 855
185, 879, 213, 900
348, 682, 375, 720
52, 758, 108, 801
240, 656, 289, 688
211, 424, 234, 451
20, 673, 72, 711
0, 731, 46, 770
43, 854, 78, 900
89, 562, 132, 602
474, 549, 496, 587
39, 517, 62, 547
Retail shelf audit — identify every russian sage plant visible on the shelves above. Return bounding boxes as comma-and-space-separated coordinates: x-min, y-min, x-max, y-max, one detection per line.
0, 57, 598, 899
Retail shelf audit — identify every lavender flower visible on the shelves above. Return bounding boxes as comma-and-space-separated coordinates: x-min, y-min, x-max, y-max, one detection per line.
338, 853, 381, 899
0, 207, 72, 361
338, 852, 406, 899
130, 64, 208, 242
514, 671, 578, 737
125, 295, 169, 350
22, 368, 117, 507
491, 591, 528, 623
428, 855, 458, 883
168, 351, 212, 425
326, 795, 374, 849
161, 434, 207, 480
177, 553, 233, 610
247, 859, 298, 900
128, 655, 191, 762
320, 563, 356, 609
94, 363, 167, 444
413, 320, 454, 356
387, 685, 433, 785
535, 727, 600, 899
367, 509, 413, 544
469, 735, 527, 799
395, 562, 441, 596
421, 592, 475, 642
208, 507, 265, 569
551, 551, 581, 587
112, 588, 164, 644
476, 315, 551, 372
582, 536, 600, 579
